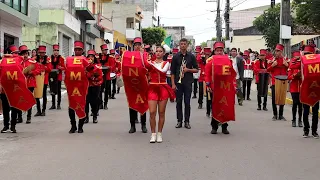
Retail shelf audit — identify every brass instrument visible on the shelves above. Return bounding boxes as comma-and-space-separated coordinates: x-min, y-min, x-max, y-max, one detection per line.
22, 64, 35, 75
177, 57, 186, 84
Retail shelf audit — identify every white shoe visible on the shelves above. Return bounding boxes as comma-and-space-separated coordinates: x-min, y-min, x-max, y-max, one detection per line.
150, 133, 156, 143
157, 132, 163, 143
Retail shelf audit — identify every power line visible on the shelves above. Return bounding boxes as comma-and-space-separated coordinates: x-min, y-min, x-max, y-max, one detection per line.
160, 12, 213, 19
231, 0, 249, 8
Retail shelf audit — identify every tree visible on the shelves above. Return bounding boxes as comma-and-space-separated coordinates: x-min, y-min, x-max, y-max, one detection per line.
200, 42, 207, 48
211, 37, 226, 41
253, 5, 281, 49
141, 27, 166, 45
293, 0, 320, 32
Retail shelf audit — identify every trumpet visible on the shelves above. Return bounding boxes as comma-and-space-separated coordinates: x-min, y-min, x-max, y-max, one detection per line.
177, 57, 186, 84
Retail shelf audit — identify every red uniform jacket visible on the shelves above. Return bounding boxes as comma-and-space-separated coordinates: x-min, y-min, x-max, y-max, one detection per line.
243, 59, 254, 70
51, 55, 65, 81
198, 59, 206, 82
115, 61, 121, 76
21, 58, 41, 88
205, 57, 213, 88
87, 63, 103, 86
37, 56, 52, 85
267, 57, 289, 85
287, 58, 302, 93
253, 59, 268, 84
100, 54, 116, 81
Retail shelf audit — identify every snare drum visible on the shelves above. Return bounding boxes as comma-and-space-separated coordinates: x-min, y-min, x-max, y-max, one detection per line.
110, 73, 116, 80
244, 70, 253, 80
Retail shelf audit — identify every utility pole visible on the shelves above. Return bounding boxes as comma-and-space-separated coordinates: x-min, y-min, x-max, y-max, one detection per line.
216, 0, 222, 41
157, 16, 160, 27
271, 0, 275, 8
280, 0, 291, 58
225, 0, 230, 50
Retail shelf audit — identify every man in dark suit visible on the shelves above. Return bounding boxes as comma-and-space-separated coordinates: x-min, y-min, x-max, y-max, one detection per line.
171, 38, 199, 129
230, 48, 244, 105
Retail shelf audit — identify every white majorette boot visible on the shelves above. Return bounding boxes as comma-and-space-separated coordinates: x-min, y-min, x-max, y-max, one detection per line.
157, 132, 163, 143
150, 133, 156, 143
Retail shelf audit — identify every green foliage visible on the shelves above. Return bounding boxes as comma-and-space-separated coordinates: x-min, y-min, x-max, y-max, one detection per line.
293, 0, 320, 31
141, 27, 166, 45
200, 42, 207, 48
253, 5, 281, 49
211, 37, 226, 41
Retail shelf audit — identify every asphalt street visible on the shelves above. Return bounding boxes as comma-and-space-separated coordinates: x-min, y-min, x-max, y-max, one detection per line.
0, 89, 319, 180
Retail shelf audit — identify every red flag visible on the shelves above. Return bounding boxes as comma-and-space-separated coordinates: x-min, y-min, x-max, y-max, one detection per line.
122, 51, 149, 114
0, 57, 36, 111
64, 56, 89, 119
212, 55, 237, 123
300, 54, 320, 106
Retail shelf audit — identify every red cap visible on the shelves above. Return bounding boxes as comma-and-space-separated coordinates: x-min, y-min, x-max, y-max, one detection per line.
145, 45, 150, 49
260, 49, 267, 55
53, 44, 59, 50
172, 48, 179, 53
74, 41, 84, 49
19, 45, 29, 52
244, 50, 250, 56
110, 49, 115, 54
38, 45, 46, 53
275, 44, 284, 51
292, 51, 301, 57
133, 37, 142, 44
87, 49, 96, 56
167, 55, 173, 60
213, 41, 224, 50
304, 45, 315, 54
9, 45, 19, 53
100, 44, 108, 50
204, 47, 212, 55
195, 46, 202, 53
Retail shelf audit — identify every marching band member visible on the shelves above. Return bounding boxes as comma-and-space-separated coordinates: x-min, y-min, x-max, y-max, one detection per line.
65, 41, 90, 133
109, 49, 117, 99
205, 42, 236, 134
85, 50, 103, 124
0, 49, 36, 133
20, 45, 41, 124
205, 49, 213, 117
198, 47, 210, 110
115, 54, 122, 94
35, 45, 52, 117
192, 46, 202, 99
99, 44, 113, 110
253, 49, 269, 111
31, 49, 37, 59
230, 48, 244, 106
171, 38, 198, 129
267, 44, 289, 121
166, 55, 172, 87
242, 50, 254, 101
146, 46, 175, 143
288, 51, 303, 127
49, 44, 65, 110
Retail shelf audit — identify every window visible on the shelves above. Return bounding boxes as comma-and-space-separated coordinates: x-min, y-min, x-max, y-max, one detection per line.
13, 0, 20, 11
21, 0, 27, 15
2, 0, 28, 15
4, 0, 12, 6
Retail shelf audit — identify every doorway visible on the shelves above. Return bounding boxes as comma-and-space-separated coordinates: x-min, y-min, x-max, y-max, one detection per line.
4, 33, 15, 53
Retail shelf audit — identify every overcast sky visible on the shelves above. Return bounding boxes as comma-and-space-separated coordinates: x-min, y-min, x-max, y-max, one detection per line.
158, 0, 282, 45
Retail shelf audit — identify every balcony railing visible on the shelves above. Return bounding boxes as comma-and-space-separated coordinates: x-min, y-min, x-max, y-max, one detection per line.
75, 0, 95, 20
126, 29, 141, 41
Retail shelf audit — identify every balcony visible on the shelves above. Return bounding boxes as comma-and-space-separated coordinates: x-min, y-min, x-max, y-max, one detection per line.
126, 29, 141, 41
96, 14, 113, 32
75, 0, 95, 20
86, 23, 100, 38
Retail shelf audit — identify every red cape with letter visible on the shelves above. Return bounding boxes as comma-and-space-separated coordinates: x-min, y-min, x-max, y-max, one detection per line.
64, 56, 89, 119
121, 51, 149, 114
300, 54, 320, 106
0, 56, 36, 111
211, 55, 236, 123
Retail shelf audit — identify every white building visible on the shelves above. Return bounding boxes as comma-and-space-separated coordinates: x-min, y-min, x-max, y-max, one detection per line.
162, 26, 185, 48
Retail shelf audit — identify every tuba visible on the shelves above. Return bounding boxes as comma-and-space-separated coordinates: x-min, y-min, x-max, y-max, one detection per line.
177, 57, 186, 84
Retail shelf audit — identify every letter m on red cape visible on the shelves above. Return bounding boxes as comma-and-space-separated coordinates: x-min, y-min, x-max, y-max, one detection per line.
212, 55, 236, 124
0, 57, 36, 111
121, 51, 149, 114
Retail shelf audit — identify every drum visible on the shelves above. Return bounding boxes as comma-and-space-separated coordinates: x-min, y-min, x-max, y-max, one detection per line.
244, 70, 254, 80
275, 75, 288, 105
258, 73, 269, 97
193, 71, 200, 79
34, 72, 45, 98
110, 73, 116, 80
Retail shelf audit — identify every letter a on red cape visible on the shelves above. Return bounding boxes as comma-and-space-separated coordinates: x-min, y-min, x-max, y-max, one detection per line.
212, 55, 236, 124
121, 51, 149, 114
0, 57, 36, 111
64, 56, 89, 119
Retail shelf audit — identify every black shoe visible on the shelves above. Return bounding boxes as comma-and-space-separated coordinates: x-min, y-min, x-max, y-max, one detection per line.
90, 113, 93, 116
135, 119, 139, 123
1, 127, 9, 133
198, 104, 203, 109
257, 106, 262, 111
175, 122, 183, 128
303, 131, 309, 138
298, 121, 303, 127
184, 122, 191, 129
17, 117, 23, 124
57, 105, 61, 110
263, 107, 268, 111
26, 118, 31, 124
111, 96, 116, 99
78, 129, 84, 133
10, 127, 16, 133
222, 128, 230, 134
312, 132, 319, 139
41, 111, 46, 116
93, 117, 98, 124
279, 116, 286, 121
141, 125, 148, 133
49, 106, 56, 110
292, 121, 296, 127
34, 112, 41, 117
211, 128, 217, 134
84, 118, 89, 124
238, 102, 243, 106
78, 119, 84, 133
99, 104, 103, 109
272, 116, 277, 121
247, 98, 251, 101
117, 90, 120, 94
192, 95, 197, 99
206, 114, 210, 118
104, 104, 108, 110
69, 127, 77, 134
129, 126, 136, 133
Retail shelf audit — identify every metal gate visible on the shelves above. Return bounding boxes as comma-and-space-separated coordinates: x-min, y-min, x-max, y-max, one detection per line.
62, 36, 70, 57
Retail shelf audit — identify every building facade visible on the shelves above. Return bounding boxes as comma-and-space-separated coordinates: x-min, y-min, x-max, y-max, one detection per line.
0, 0, 39, 55
162, 26, 185, 48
